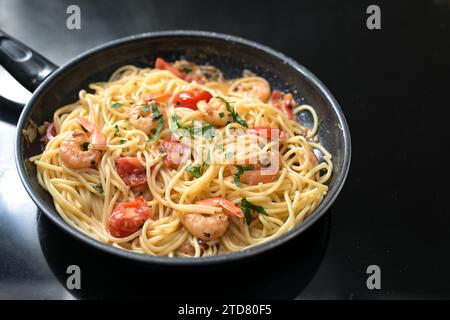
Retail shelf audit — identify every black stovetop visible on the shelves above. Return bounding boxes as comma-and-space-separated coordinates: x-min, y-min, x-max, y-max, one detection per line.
0, 0, 448, 299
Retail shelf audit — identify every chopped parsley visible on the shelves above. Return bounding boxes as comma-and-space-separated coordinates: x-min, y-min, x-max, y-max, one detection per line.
146, 117, 164, 143
119, 139, 127, 145
185, 153, 210, 179
216, 96, 248, 127
185, 165, 202, 178
241, 197, 267, 225
233, 164, 255, 186
172, 114, 215, 140
114, 124, 119, 136
111, 102, 124, 108
219, 112, 225, 118
183, 67, 193, 74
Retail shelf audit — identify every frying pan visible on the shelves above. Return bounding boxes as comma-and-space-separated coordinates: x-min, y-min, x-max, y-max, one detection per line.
1, 30, 351, 266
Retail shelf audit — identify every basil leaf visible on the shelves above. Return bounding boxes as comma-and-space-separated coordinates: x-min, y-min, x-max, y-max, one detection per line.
241, 197, 267, 224
186, 165, 202, 178
185, 153, 210, 179
152, 104, 162, 120
146, 117, 163, 142
216, 96, 248, 127
233, 164, 255, 186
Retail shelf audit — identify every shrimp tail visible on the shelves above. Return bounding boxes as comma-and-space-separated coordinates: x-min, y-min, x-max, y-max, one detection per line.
76, 116, 106, 150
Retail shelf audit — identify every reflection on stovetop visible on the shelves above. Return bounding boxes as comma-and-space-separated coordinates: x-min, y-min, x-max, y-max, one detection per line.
37, 210, 330, 299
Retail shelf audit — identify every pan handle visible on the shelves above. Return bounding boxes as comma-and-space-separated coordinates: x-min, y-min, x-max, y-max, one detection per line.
0, 30, 57, 93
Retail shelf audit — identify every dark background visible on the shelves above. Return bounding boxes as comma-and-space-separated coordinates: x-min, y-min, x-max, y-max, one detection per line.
0, 0, 448, 299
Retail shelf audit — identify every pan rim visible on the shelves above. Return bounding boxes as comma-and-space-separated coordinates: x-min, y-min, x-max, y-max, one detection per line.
15, 30, 351, 266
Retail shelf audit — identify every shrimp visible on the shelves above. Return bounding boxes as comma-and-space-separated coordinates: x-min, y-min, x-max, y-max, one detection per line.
231, 155, 281, 186
195, 198, 244, 218
59, 116, 106, 169
197, 97, 231, 127
183, 197, 244, 241
230, 77, 271, 102
129, 101, 162, 133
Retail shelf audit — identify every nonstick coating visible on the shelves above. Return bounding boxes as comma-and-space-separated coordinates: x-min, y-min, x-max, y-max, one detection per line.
15, 31, 351, 266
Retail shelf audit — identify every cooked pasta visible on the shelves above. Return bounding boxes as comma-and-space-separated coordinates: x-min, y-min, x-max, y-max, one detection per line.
31, 58, 332, 257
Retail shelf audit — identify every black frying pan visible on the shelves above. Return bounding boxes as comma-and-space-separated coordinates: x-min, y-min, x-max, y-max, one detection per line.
1, 30, 351, 266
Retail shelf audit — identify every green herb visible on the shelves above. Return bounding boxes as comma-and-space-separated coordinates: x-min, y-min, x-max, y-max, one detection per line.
185, 153, 210, 179
241, 197, 267, 225
93, 184, 103, 194
173, 114, 215, 140
119, 139, 127, 145
114, 124, 119, 137
185, 165, 202, 178
193, 124, 215, 141
233, 164, 255, 186
172, 114, 190, 132
219, 112, 225, 118
216, 96, 247, 127
183, 67, 193, 74
111, 102, 124, 108
151, 104, 162, 120
146, 117, 163, 142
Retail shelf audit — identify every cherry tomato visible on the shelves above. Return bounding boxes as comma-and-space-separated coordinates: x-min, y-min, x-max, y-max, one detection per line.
155, 57, 185, 78
161, 139, 190, 169
172, 90, 213, 110
115, 157, 147, 187
109, 197, 152, 238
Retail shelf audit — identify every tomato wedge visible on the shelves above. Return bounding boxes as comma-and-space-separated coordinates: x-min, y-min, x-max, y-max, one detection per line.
155, 57, 184, 79
161, 139, 190, 169
173, 90, 213, 110
109, 197, 152, 238
271, 90, 294, 120
115, 157, 147, 187
248, 126, 287, 143
145, 93, 172, 103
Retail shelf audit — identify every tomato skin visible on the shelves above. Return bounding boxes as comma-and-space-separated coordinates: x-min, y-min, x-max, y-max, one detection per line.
115, 157, 147, 187
271, 90, 294, 120
155, 57, 185, 78
172, 90, 213, 110
161, 140, 190, 169
109, 197, 152, 238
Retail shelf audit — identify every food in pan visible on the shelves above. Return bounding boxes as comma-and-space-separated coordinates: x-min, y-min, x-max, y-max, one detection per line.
31, 58, 332, 257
